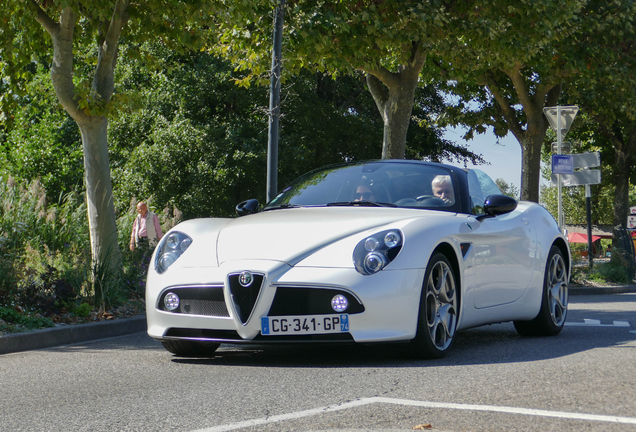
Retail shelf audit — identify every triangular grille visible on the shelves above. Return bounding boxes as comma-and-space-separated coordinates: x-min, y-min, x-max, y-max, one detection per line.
228, 273, 265, 324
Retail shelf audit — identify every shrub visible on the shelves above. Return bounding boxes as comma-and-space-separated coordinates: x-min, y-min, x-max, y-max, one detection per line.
0, 306, 55, 332
0, 176, 147, 322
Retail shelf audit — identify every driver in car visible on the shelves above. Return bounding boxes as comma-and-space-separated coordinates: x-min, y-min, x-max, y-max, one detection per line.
353, 184, 376, 202
432, 175, 455, 205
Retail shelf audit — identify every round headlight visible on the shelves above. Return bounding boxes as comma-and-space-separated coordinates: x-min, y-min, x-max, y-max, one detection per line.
353, 229, 403, 276
158, 252, 179, 270
166, 233, 181, 249
384, 231, 401, 248
180, 237, 192, 251
365, 237, 379, 251
364, 252, 388, 274
164, 292, 180, 311
155, 230, 193, 274
331, 294, 349, 312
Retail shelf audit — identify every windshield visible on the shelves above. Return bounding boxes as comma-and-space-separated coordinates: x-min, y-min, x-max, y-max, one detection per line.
264, 161, 460, 211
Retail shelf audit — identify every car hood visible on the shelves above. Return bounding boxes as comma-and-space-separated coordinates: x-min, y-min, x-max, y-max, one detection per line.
216, 207, 447, 265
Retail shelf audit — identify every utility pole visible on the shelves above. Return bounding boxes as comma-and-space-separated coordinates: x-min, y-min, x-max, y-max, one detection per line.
266, 0, 285, 203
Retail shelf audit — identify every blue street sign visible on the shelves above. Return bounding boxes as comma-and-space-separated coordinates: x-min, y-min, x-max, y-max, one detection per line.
552, 154, 574, 174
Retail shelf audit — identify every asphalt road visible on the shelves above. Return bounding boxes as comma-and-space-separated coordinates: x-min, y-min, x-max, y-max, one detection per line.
1, 293, 635, 432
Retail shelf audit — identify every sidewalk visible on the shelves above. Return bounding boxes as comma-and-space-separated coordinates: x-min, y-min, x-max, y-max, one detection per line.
2, 285, 636, 356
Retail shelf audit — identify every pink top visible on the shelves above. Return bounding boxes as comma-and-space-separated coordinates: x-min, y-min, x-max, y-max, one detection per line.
133, 212, 163, 239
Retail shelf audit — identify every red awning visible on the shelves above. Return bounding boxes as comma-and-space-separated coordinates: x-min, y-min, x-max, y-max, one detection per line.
568, 232, 601, 243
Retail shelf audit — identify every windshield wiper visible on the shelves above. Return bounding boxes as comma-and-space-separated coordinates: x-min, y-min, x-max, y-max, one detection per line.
262, 203, 301, 211
326, 201, 396, 207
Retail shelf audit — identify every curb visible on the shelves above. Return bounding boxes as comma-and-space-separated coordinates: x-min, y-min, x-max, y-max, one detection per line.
570, 285, 636, 295
0, 315, 147, 355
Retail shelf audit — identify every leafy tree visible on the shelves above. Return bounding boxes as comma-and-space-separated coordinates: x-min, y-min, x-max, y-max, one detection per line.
539, 110, 636, 247
110, 46, 483, 218
561, 0, 636, 250
494, 178, 519, 200
0, 0, 216, 287
2, 41, 482, 221
434, 0, 588, 202
216, 0, 453, 159
0, 65, 83, 198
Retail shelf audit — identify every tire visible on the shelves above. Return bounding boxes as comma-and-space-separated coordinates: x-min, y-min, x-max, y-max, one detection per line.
161, 340, 220, 357
514, 245, 568, 337
409, 252, 459, 359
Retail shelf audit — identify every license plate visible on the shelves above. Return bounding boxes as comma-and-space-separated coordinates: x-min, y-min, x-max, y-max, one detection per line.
261, 314, 349, 336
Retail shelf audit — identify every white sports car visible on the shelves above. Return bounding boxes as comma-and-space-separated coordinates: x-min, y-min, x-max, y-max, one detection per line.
146, 160, 570, 359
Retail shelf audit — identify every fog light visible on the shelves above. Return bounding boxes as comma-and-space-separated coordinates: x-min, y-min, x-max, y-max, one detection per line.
164, 292, 180, 311
331, 294, 348, 312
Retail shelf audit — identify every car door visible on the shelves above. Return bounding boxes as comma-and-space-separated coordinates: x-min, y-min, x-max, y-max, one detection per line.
466, 170, 536, 309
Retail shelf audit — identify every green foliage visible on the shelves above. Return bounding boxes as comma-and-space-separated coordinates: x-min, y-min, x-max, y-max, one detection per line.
0, 0, 218, 123
573, 259, 634, 285
0, 177, 147, 326
0, 307, 55, 332
216, 0, 450, 78
539, 113, 635, 226
110, 48, 270, 218
72, 302, 93, 318
0, 65, 84, 198
108, 45, 480, 219
495, 178, 519, 199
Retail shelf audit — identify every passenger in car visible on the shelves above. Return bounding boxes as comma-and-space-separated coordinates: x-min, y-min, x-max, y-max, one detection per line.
432, 175, 455, 205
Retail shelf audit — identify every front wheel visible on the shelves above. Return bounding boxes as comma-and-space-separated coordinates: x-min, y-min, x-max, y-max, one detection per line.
161, 340, 221, 357
409, 253, 458, 359
514, 245, 568, 336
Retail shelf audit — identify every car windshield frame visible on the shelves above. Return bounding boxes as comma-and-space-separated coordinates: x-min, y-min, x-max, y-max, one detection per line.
263, 161, 463, 213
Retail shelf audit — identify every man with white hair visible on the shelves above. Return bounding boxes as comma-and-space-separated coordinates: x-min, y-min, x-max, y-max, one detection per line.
431, 175, 455, 205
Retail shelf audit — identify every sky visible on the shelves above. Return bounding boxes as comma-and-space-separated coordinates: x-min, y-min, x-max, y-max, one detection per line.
443, 126, 523, 191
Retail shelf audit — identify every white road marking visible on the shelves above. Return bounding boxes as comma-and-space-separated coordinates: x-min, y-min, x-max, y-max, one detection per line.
191, 396, 636, 432
566, 319, 631, 327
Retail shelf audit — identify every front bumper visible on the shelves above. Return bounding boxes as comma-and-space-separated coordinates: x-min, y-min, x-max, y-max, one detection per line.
146, 260, 424, 344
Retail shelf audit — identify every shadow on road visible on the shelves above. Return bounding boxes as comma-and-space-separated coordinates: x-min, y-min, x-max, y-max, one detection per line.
47, 295, 636, 367
166, 319, 634, 368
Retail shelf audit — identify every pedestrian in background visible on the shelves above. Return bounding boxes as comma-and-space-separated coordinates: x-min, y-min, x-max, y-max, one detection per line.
130, 201, 163, 252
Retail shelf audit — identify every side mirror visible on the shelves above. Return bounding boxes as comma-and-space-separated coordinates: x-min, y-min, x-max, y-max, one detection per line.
236, 199, 259, 217
477, 194, 517, 221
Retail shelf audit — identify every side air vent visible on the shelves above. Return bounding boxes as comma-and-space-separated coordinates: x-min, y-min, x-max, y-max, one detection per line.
158, 286, 229, 317
228, 272, 265, 324
267, 287, 365, 316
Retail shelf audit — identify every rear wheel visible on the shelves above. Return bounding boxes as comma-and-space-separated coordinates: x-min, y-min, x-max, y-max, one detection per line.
514, 245, 568, 336
409, 253, 458, 359
161, 340, 220, 357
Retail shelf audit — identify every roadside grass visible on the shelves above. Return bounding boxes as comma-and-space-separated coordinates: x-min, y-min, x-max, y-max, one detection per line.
0, 177, 180, 335
571, 253, 636, 286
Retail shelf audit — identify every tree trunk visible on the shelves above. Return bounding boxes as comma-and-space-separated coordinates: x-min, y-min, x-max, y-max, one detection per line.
364, 44, 426, 159
610, 145, 635, 278
36, 5, 124, 304
517, 129, 546, 203
78, 117, 122, 273
613, 147, 630, 235
484, 72, 560, 203
367, 73, 420, 159
610, 132, 636, 264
